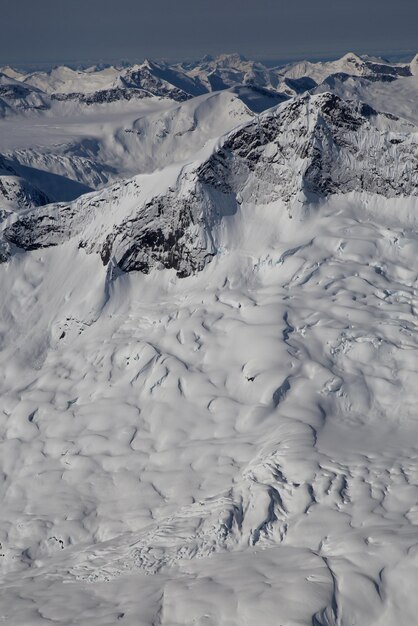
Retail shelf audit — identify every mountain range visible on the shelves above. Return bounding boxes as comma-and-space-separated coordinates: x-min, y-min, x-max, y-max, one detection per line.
1, 51, 418, 212
0, 51, 418, 626
1, 51, 418, 113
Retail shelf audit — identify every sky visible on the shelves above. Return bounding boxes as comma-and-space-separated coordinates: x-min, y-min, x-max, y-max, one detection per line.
2, 0, 418, 67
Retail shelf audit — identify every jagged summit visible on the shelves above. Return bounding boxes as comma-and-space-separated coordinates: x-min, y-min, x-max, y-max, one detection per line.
0, 66, 26, 81
0, 153, 51, 218
280, 52, 412, 83
410, 53, 418, 75
181, 53, 252, 70
339, 52, 363, 63
198, 53, 255, 70
2, 49, 418, 626
0, 51, 416, 117
4, 92, 417, 277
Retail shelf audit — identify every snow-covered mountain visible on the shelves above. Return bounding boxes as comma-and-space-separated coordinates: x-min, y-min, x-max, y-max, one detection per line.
1, 89, 255, 203
4, 92, 417, 275
21, 65, 121, 95
280, 51, 413, 83
0, 155, 51, 216
1, 53, 418, 626
117, 60, 206, 99
176, 53, 280, 92
2, 51, 416, 117
0, 72, 50, 115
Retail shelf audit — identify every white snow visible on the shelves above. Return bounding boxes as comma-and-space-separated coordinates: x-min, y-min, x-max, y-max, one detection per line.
21, 65, 121, 95
0, 90, 253, 201
0, 52, 418, 626
280, 51, 412, 83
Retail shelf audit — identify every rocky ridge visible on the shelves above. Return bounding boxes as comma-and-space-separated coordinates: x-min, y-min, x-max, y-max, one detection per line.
3, 93, 417, 276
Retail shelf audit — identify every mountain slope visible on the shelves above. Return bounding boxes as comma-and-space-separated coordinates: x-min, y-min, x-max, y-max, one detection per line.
280, 52, 412, 83
0, 72, 50, 116
4, 93, 417, 276
2, 89, 254, 202
22, 65, 120, 94
1, 59, 418, 626
0, 127, 418, 626
2, 52, 417, 117
313, 71, 418, 124
0, 155, 52, 216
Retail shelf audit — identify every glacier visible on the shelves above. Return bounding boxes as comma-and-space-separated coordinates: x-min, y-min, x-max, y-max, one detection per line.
0, 52, 417, 625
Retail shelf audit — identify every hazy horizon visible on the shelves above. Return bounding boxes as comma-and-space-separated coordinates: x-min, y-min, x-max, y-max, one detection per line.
2, 0, 417, 67
2, 49, 417, 73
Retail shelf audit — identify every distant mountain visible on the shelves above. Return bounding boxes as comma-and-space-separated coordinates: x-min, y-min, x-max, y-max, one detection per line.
280, 52, 412, 83
410, 53, 418, 75
176, 53, 275, 91
21, 65, 120, 95
5, 89, 255, 196
0, 152, 95, 214
1, 51, 417, 223
0, 72, 50, 114
1, 52, 416, 116
117, 60, 206, 99
2, 55, 418, 626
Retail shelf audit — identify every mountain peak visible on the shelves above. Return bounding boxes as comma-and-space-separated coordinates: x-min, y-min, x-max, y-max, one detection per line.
4, 91, 417, 277
339, 52, 364, 64
0, 65, 25, 81
215, 52, 248, 64
410, 53, 418, 75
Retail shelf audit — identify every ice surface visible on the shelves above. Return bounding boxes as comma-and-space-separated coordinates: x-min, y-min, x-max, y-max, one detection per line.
0, 53, 418, 625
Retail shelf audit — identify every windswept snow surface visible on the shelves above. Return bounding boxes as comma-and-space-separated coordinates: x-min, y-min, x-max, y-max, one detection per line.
0, 90, 254, 201
0, 54, 418, 626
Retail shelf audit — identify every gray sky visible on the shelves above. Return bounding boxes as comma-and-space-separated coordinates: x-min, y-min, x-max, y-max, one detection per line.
2, 0, 418, 67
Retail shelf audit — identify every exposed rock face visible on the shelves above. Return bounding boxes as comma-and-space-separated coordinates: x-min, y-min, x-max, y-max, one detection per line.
199, 93, 417, 204
97, 190, 218, 277
2, 53, 416, 117
0, 79, 50, 115
51, 88, 151, 104
0, 176, 51, 210
48, 65, 195, 105
280, 52, 412, 84
0, 154, 17, 175
3, 176, 229, 276
118, 64, 193, 102
0, 154, 52, 219
3, 93, 418, 276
